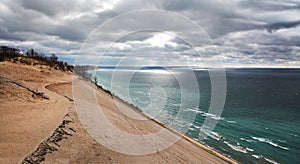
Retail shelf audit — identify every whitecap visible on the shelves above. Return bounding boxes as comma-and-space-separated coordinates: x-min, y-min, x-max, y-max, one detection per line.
136, 100, 150, 105
278, 139, 287, 143
251, 136, 289, 150
189, 127, 196, 131
240, 137, 255, 143
201, 112, 224, 120
185, 108, 204, 114
226, 120, 236, 124
223, 141, 247, 154
246, 147, 254, 152
264, 157, 279, 164
132, 90, 145, 94
202, 113, 215, 117
199, 128, 222, 141
192, 125, 200, 129
211, 115, 224, 120
211, 131, 222, 140
252, 154, 263, 159
170, 103, 180, 107
290, 133, 298, 137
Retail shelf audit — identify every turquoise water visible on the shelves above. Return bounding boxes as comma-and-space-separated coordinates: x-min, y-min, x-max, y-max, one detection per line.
91, 68, 300, 164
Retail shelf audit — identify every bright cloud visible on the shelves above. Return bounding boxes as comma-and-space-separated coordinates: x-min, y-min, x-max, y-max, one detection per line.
145, 33, 175, 47
0, 0, 299, 67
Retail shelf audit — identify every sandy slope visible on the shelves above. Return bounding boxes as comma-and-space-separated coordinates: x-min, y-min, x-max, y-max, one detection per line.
0, 60, 237, 163
44, 78, 236, 163
0, 61, 72, 163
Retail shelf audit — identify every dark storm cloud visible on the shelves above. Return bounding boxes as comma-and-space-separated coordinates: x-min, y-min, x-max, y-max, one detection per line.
0, 27, 25, 41
266, 20, 300, 32
45, 25, 86, 41
239, 0, 300, 11
159, 0, 300, 38
0, 0, 299, 67
161, 0, 194, 11
20, 0, 73, 16
116, 31, 158, 43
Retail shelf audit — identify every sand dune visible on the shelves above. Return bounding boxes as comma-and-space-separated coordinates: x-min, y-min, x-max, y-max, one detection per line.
0, 61, 237, 163
0, 61, 72, 163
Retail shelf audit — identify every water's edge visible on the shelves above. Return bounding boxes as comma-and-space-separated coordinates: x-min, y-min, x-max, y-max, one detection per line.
85, 77, 238, 163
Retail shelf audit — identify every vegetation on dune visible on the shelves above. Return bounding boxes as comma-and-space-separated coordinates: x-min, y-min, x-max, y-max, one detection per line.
0, 45, 99, 88
73, 65, 96, 81
0, 46, 73, 72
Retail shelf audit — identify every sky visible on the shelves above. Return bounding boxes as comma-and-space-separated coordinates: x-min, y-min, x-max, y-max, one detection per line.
0, 0, 300, 68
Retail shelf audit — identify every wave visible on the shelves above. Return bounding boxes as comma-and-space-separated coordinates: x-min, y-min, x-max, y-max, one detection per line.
189, 126, 197, 131
201, 112, 224, 120
183, 108, 204, 114
277, 139, 287, 143
226, 120, 236, 124
240, 137, 256, 143
252, 154, 279, 164
132, 90, 145, 94
170, 103, 180, 107
135, 99, 150, 105
251, 136, 289, 150
182, 108, 225, 121
155, 95, 168, 100
290, 133, 298, 137
199, 127, 222, 140
192, 137, 199, 141
264, 157, 279, 164
223, 141, 248, 154
246, 147, 254, 152
210, 131, 222, 140
252, 154, 263, 159
192, 124, 200, 129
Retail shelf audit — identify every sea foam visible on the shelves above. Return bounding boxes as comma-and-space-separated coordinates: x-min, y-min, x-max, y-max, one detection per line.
264, 157, 279, 164
223, 141, 248, 154
251, 136, 289, 150
226, 120, 236, 124
199, 127, 222, 140
240, 137, 256, 143
201, 112, 224, 120
252, 154, 263, 159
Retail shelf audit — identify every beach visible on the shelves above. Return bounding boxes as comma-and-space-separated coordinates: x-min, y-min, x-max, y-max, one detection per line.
0, 60, 236, 163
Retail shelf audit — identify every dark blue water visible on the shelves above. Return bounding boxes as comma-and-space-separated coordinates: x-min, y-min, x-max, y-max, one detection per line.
92, 68, 300, 164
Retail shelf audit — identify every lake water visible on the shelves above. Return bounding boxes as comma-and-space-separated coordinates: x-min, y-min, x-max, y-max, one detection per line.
91, 68, 300, 164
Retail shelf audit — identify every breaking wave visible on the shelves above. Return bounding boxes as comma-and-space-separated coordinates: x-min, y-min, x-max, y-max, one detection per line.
251, 136, 289, 150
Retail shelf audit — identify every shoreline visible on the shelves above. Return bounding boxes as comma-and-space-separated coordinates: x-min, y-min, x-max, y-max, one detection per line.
0, 58, 237, 163
88, 77, 238, 163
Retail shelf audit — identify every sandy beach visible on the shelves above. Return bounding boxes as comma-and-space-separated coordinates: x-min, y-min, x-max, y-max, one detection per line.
0, 59, 237, 163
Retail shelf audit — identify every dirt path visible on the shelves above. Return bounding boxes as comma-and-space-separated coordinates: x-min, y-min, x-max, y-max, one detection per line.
0, 62, 72, 163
